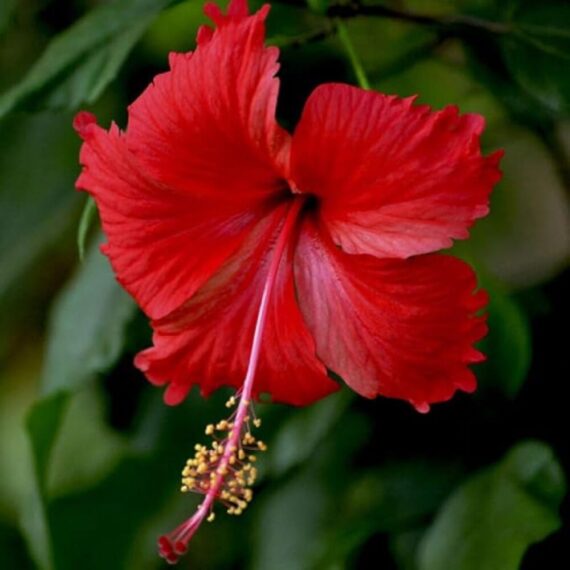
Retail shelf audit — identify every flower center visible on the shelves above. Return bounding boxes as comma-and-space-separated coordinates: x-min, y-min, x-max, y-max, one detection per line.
157, 196, 306, 564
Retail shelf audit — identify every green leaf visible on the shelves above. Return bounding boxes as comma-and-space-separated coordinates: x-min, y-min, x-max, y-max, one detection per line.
346, 461, 465, 532
352, 17, 440, 90
0, 113, 79, 303
418, 441, 566, 570
0, 521, 34, 570
0, 0, 15, 36
18, 389, 127, 569
0, 0, 172, 118
77, 197, 97, 262
314, 461, 464, 568
47, 387, 127, 498
390, 529, 425, 570
306, 0, 329, 16
0, 348, 41, 520
47, 390, 230, 570
503, 0, 570, 115
41, 239, 136, 395
268, 390, 352, 476
22, 392, 71, 570
378, 56, 503, 121
19, 482, 53, 570
26, 393, 71, 495
464, 32, 553, 128
454, 126, 570, 288
253, 410, 370, 570
252, 470, 329, 570
477, 284, 531, 397
143, 0, 209, 57
24, 389, 124, 570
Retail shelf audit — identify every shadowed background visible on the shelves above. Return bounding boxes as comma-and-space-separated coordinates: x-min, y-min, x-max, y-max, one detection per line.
0, 0, 569, 569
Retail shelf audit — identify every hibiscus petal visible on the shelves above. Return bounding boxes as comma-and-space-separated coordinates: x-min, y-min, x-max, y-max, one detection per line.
294, 219, 488, 412
75, 0, 288, 320
135, 205, 339, 406
290, 83, 503, 259
75, 119, 277, 320
126, 0, 291, 190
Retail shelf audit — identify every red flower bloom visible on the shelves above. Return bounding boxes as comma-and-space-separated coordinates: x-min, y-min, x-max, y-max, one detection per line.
74, 0, 502, 563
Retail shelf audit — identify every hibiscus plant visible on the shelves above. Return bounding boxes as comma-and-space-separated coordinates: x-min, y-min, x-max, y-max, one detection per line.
0, 0, 568, 569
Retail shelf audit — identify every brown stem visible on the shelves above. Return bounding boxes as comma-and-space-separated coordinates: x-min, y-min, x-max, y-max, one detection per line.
272, 0, 510, 35
271, 23, 335, 48
329, 3, 509, 34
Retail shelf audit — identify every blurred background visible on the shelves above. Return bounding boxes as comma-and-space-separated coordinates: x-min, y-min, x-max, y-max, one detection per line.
0, 0, 569, 568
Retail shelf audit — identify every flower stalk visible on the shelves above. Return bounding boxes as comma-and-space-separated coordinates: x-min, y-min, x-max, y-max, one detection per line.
158, 197, 306, 564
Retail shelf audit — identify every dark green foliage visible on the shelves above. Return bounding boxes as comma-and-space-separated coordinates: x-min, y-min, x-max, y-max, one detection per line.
0, 1, 568, 569
418, 441, 566, 570
0, 0, 175, 117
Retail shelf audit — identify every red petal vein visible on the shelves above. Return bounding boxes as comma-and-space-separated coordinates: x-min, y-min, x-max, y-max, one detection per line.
291, 83, 503, 259
294, 218, 488, 411
136, 202, 339, 407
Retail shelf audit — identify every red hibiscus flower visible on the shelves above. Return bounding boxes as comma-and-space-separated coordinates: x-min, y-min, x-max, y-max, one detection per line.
74, 0, 502, 563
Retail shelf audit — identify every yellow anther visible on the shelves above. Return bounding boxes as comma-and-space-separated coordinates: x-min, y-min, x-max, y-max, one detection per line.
178, 396, 266, 527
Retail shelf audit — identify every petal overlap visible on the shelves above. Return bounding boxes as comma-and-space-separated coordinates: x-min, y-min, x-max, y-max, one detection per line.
126, 0, 290, 190
290, 83, 503, 259
294, 218, 488, 411
75, 0, 287, 320
135, 205, 339, 407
